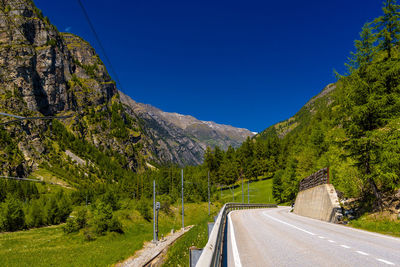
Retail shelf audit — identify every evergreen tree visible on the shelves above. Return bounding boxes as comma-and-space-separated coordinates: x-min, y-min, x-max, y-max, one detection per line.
347, 22, 376, 73
374, 0, 400, 58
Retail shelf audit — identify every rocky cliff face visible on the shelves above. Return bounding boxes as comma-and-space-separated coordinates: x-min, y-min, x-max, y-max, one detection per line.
0, 0, 253, 177
0, 0, 147, 176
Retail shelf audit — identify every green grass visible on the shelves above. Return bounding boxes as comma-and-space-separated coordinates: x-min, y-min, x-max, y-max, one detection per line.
0, 201, 212, 267
218, 178, 275, 204
349, 213, 400, 238
163, 204, 220, 266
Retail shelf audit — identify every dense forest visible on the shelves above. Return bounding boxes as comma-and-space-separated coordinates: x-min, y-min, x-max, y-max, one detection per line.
203, 0, 400, 210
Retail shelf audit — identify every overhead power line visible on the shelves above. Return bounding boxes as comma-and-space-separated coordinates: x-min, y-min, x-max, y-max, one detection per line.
0, 175, 54, 184
0, 112, 72, 125
76, 0, 123, 91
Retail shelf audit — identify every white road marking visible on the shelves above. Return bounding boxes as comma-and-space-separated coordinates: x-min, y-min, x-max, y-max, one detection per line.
263, 212, 316, 236
376, 258, 395, 265
228, 213, 242, 267
264, 209, 398, 266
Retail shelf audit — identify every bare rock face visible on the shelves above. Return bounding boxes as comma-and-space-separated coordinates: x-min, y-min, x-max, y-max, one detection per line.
119, 91, 255, 165
0, 0, 140, 176
0, 0, 117, 116
0, 0, 72, 115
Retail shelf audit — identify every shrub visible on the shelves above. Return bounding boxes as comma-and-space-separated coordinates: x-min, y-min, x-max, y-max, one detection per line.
92, 201, 112, 235
83, 229, 96, 241
108, 216, 123, 233
75, 207, 87, 229
0, 195, 25, 232
63, 217, 79, 233
136, 199, 152, 221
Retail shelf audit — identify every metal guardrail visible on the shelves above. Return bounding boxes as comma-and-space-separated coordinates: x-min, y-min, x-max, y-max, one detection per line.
195, 202, 277, 267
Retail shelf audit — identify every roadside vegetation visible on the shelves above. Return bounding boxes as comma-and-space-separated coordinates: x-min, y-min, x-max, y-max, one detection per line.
0, 201, 213, 266
349, 212, 400, 238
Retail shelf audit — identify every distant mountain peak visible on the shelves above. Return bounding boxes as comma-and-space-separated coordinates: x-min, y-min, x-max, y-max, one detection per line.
119, 90, 254, 164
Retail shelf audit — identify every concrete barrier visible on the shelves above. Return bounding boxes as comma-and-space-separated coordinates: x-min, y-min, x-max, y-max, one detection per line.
294, 184, 341, 223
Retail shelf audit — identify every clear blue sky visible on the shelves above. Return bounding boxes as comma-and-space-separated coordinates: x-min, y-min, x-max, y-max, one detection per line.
36, 0, 382, 133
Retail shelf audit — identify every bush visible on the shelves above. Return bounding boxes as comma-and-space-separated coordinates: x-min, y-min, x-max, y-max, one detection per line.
92, 201, 112, 235
83, 229, 96, 241
108, 217, 123, 233
0, 195, 25, 232
63, 217, 79, 233
100, 191, 119, 211
75, 207, 87, 229
25, 200, 44, 228
136, 199, 152, 221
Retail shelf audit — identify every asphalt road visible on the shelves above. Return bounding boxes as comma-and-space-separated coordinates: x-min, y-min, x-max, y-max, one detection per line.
226, 207, 400, 267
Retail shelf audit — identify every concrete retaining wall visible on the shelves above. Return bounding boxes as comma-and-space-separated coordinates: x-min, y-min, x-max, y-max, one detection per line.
294, 184, 341, 223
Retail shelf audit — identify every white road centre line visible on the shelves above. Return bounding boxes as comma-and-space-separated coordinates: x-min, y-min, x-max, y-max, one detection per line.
228, 213, 243, 267
376, 258, 395, 265
318, 236, 325, 239
263, 212, 316, 236
328, 240, 335, 243
356, 251, 369, 256
340, 245, 351, 249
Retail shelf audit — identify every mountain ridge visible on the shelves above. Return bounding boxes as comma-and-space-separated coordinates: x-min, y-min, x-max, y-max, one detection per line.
119, 90, 255, 165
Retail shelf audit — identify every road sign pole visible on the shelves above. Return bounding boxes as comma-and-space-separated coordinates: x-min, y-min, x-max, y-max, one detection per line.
242, 178, 244, 203
181, 169, 184, 229
247, 180, 250, 204
208, 171, 210, 216
153, 180, 156, 242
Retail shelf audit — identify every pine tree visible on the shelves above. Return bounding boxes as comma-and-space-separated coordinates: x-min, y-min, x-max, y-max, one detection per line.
347, 22, 376, 73
374, 0, 400, 58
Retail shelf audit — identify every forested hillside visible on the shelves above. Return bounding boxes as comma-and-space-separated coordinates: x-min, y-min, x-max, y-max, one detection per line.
204, 0, 400, 212
0, 0, 238, 233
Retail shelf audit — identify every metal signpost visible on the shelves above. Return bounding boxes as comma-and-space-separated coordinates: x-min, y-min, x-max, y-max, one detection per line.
242, 178, 244, 203
153, 180, 156, 243
181, 169, 184, 229
155, 201, 160, 241
208, 171, 210, 216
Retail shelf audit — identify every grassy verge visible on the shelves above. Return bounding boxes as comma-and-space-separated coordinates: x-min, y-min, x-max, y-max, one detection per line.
0, 201, 212, 266
163, 204, 220, 266
348, 212, 400, 238
219, 178, 275, 204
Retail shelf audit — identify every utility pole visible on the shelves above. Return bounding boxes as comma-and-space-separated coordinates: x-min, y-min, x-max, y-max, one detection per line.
247, 180, 250, 204
208, 171, 210, 216
242, 178, 244, 203
153, 180, 156, 243
181, 169, 184, 229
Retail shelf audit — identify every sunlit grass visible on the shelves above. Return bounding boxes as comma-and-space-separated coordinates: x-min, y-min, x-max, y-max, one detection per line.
0, 202, 213, 266
349, 212, 400, 238
219, 178, 275, 204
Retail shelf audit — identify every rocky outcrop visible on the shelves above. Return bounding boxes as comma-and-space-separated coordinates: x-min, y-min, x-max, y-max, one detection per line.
0, 0, 254, 176
0, 0, 144, 176
119, 91, 254, 165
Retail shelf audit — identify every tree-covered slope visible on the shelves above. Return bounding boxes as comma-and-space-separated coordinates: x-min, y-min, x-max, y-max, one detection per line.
204, 0, 400, 213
